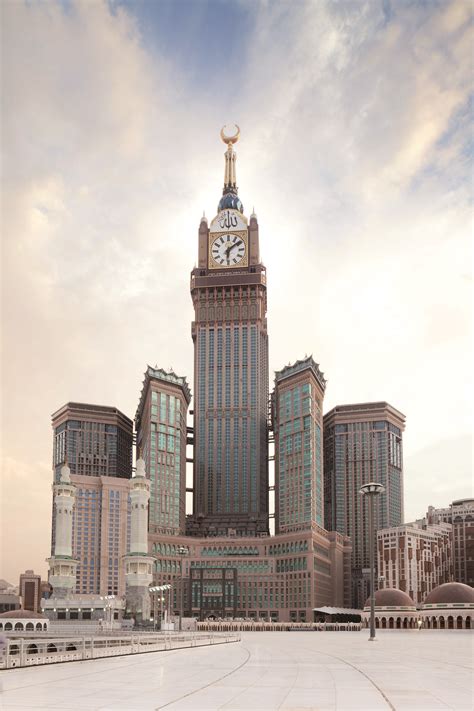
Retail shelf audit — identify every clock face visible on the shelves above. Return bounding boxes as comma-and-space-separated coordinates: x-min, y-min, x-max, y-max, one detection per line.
210, 233, 246, 267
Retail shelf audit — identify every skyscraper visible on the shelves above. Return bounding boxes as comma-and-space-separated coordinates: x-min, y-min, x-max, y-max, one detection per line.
135, 366, 191, 537
323, 402, 405, 607
273, 357, 326, 534
51, 403, 133, 596
187, 126, 269, 538
52, 402, 133, 481
142, 130, 351, 621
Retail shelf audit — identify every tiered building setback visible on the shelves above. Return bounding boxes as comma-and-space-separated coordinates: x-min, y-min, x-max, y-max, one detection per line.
187, 128, 269, 538
135, 366, 191, 537
324, 402, 405, 608
145, 128, 352, 622
273, 357, 326, 533
50, 403, 133, 596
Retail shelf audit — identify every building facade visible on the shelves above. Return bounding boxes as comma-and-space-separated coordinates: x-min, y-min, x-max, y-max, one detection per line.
135, 366, 191, 537
71, 475, 131, 596
143, 129, 352, 622
377, 521, 453, 604
323, 402, 405, 608
272, 357, 326, 533
149, 527, 351, 622
52, 402, 133, 481
51, 403, 133, 596
19, 570, 41, 613
426, 499, 474, 587
187, 130, 269, 538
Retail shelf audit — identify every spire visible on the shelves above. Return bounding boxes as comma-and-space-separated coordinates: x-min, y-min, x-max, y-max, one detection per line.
218, 124, 244, 214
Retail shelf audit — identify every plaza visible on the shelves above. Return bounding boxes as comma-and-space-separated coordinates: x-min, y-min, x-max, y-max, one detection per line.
1, 631, 472, 710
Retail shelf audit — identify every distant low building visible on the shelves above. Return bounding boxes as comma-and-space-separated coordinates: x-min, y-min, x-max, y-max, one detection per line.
19, 570, 41, 613
362, 588, 418, 629
377, 520, 453, 604
426, 499, 474, 587
0, 594, 21, 614
420, 582, 473, 629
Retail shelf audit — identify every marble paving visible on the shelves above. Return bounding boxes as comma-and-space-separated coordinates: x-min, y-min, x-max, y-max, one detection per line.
0, 630, 473, 710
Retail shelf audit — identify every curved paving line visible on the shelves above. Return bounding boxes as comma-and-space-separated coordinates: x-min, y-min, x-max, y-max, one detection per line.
298, 644, 396, 711
154, 645, 251, 710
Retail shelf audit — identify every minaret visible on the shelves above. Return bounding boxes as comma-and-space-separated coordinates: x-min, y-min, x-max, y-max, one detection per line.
124, 456, 154, 623
47, 462, 79, 598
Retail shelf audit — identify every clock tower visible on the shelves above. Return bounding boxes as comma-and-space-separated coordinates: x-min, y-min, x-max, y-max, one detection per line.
188, 126, 269, 537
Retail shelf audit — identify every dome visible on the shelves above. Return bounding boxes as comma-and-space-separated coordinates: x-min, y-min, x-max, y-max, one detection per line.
218, 192, 244, 213
364, 588, 416, 609
0, 609, 46, 619
424, 582, 474, 606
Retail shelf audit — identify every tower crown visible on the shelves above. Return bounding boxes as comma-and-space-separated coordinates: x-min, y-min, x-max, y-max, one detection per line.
218, 124, 244, 214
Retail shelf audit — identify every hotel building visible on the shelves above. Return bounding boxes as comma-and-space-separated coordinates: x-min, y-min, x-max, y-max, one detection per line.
273, 357, 326, 533
144, 129, 352, 621
426, 499, 474, 587
135, 366, 191, 537
186, 131, 269, 539
323, 402, 405, 608
50, 403, 133, 596
377, 520, 453, 604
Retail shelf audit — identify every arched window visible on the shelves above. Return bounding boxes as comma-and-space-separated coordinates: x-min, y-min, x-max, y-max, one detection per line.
4, 622, 12, 631
14, 622, 23, 631
36, 622, 43, 631
9, 644, 19, 655
66, 643, 77, 651
439, 616, 445, 629
26, 644, 38, 655
47, 643, 57, 653
26, 622, 34, 631
456, 616, 463, 629
466, 616, 471, 629
388, 617, 394, 629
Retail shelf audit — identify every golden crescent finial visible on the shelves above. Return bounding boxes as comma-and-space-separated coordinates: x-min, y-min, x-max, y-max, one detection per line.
221, 124, 240, 145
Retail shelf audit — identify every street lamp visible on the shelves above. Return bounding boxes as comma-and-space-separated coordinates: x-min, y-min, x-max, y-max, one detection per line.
149, 584, 172, 629
359, 482, 385, 642
177, 545, 188, 632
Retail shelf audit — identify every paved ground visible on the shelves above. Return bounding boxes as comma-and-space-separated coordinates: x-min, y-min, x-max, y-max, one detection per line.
0, 631, 473, 710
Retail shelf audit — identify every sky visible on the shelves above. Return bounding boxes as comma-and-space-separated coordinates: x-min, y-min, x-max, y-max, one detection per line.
1, 0, 472, 585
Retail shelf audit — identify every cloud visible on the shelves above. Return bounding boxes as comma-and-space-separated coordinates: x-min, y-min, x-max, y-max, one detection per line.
1, 0, 472, 582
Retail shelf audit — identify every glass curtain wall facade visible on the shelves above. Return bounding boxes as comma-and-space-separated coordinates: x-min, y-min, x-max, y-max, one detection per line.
188, 209, 269, 537
273, 357, 326, 533
52, 403, 133, 481
50, 403, 133, 596
323, 402, 405, 608
135, 366, 191, 537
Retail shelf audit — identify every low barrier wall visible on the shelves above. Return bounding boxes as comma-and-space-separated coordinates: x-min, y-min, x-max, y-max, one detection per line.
197, 621, 362, 632
0, 631, 240, 669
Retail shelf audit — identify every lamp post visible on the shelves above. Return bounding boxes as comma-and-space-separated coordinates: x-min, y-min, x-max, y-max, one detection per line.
177, 545, 188, 632
149, 585, 172, 630
100, 595, 115, 631
359, 482, 385, 641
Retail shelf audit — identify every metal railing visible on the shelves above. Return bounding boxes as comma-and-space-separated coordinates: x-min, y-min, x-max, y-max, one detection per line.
1, 631, 240, 669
